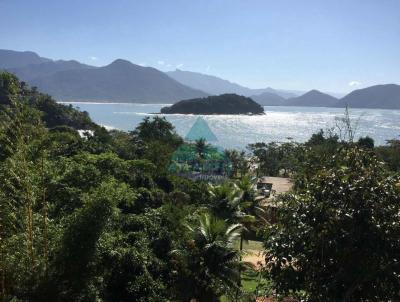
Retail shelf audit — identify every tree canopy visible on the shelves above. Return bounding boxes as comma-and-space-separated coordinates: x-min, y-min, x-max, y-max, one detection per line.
1, 71, 399, 302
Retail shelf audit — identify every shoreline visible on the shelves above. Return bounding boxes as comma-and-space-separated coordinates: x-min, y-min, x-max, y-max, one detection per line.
58, 101, 173, 105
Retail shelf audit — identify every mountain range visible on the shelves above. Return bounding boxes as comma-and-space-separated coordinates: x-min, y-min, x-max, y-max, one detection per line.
283, 87, 400, 109
0, 49, 51, 69
29, 59, 207, 103
1, 49, 399, 109
7, 59, 95, 82
285, 90, 339, 107
250, 91, 286, 106
166, 69, 298, 99
337, 84, 400, 109
0, 49, 207, 103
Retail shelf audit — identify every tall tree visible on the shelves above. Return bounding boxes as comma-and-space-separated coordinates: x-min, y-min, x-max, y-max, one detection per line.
0, 100, 48, 299
264, 147, 400, 301
236, 175, 266, 249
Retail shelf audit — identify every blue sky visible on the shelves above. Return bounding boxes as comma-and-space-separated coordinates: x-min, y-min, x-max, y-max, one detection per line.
0, 0, 399, 92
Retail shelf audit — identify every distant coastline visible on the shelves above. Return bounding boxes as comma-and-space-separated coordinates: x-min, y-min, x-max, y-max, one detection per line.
59, 101, 400, 112
59, 101, 173, 106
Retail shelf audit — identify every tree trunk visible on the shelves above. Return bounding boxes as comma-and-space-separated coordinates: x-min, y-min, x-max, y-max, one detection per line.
41, 156, 49, 272
234, 235, 244, 301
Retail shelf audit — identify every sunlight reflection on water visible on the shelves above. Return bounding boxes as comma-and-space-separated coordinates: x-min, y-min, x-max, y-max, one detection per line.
62, 103, 400, 149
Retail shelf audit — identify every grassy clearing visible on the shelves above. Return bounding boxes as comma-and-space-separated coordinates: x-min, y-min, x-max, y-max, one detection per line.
242, 269, 273, 294
242, 269, 261, 292
220, 269, 273, 301
234, 239, 264, 251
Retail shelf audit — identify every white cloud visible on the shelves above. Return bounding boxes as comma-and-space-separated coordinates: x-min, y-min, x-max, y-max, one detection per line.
348, 81, 361, 87
206, 65, 211, 71
166, 64, 172, 68
89, 56, 98, 61
138, 62, 147, 67
176, 63, 184, 69
157, 60, 165, 65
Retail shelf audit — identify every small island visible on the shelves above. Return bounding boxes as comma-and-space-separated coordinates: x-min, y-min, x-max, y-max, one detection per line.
160, 94, 264, 115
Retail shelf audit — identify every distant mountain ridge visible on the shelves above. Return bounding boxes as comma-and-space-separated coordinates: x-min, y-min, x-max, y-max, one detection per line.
29, 59, 208, 103
250, 92, 286, 106
337, 84, 400, 109
167, 69, 254, 96
8, 60, 95, 82
1, 50, 207, 103
0, 49, 51, 69
285, 90, 339, 107
1, 49, 399, 108
266, 85, 400, 109
166, 69, 298, 99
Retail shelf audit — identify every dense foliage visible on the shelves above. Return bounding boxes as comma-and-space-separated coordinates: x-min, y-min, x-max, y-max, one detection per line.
263, 148, 400, 301
0, 72, 257, 302
0, 72, 95, 130
1, 71, 399, 301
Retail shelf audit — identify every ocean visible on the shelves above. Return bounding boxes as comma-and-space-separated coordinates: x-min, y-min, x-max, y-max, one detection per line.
62, 102, 400, 149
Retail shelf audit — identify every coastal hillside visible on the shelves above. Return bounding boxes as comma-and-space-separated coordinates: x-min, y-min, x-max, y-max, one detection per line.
286, 90, 339, 107
161, 94, 264, 114
338, 84, 400, 109
0, 71, 96, 129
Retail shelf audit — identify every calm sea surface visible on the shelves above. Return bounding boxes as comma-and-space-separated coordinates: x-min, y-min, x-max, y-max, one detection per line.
62, 102, 400, 149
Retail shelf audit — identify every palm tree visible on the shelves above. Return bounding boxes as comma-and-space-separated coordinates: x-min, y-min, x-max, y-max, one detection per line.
195, 138, 207, 160
194, 138, 208, 173
237, 175, 267, 221
208, 178, 267, 248
236, 175, 268, 251
175, 213, 243, 302
190, 213, 242, 249
224, 150, 249, 178
208, 182, 243, 222
224, 149, 239, 178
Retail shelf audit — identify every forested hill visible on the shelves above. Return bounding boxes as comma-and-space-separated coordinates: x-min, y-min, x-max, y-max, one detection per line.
0, 71, 96, 130
161, 94, 264, 114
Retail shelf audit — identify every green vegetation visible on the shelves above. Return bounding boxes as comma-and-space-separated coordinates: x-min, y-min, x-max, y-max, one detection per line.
169, 139, 231, 176
161, 93, 264, 115
0, 72, 95, 130
1, 71, 399, 301
375, 138, 400, 172
264, 147, 400, 301
0, 71, 266, 301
